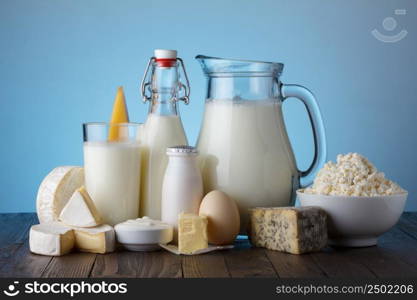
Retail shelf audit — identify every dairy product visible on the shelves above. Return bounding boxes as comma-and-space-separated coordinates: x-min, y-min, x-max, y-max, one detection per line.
302, 153, 406, 196
84, 141, 141, 225
109, 86, 129, 141
59, 186, 102, 227
141, 114, 187, 219
36, 166, 84, 223
73, 224, 115, 254
114, 216, 173, 251
248, 207, 327, 254
29, 221, 116, 255
197, 99, 298, 231
29, 222, 75, 256
162, 146, 203, 242
178, 213, 208, 254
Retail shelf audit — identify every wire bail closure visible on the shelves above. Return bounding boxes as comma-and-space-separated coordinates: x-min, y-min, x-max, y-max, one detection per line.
141, 57, 190, 104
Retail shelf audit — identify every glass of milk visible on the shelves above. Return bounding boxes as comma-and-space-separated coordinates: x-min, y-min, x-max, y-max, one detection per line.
83, 122, 142, 225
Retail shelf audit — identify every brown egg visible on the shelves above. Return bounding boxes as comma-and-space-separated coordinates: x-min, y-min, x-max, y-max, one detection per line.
199, 190, 240, 245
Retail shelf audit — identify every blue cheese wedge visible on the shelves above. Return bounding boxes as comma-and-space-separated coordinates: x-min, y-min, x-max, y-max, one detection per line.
248, 207, 327, 254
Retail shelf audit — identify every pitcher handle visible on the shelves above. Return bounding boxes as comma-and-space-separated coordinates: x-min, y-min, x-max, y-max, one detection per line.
280, 84, 327, 187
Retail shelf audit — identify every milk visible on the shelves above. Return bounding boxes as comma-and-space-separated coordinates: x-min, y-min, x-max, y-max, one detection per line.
140, 114, 188, 219
196, 99, 298, 231
84, 141, 141, 226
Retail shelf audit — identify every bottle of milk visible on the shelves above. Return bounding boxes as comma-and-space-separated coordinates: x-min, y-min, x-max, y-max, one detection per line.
162, 145, 203, 242
140, 49, 190, 220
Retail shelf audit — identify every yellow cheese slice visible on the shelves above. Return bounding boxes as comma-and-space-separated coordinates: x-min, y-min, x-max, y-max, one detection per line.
108, 86, 130, 141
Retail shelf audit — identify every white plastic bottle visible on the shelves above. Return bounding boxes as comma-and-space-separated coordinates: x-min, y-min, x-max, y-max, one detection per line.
161, 146, 203, 241
140, 49, 190, 220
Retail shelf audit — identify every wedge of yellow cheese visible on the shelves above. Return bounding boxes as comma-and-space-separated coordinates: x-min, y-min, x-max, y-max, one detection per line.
108, 86, 130, 141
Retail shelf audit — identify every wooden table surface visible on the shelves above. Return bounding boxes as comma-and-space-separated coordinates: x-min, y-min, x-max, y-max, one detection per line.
1, 213, 417, 278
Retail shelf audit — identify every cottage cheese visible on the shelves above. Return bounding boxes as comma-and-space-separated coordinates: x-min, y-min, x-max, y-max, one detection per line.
302, 153, 405, 196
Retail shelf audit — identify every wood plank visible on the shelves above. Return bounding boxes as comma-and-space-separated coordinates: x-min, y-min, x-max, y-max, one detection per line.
136, 251, 182, 278
137, 251, 182, 278
310, 220, 417, 278
402, 212, 417, 225
357, 218, 417, 277
91, 251, 139, 278
0, 241, 52, 278
0, 213, 37, 246
341, 246, 417, 278
372, 222, 417, 273
41, 252, 97, 278
307, 214, 417, 278
223, 246, 277, 278
397, 213, 417, 241
0, 214, 37, 268
91, 250, 182, 278
182, 252, 230, 278
310, 247, 377, 278
265, 250, 327, 278
0, 244, 22, 271
0, 213, 416, 278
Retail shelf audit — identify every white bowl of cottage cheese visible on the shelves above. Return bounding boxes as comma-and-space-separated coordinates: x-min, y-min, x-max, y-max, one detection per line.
297, 153, 407, 247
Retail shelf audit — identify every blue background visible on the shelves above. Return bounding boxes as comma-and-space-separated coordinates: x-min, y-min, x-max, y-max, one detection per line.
1, 0, 416, 212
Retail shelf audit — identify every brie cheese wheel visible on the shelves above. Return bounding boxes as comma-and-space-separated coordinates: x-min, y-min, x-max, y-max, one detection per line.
114, 217, 173, 251
36, 166, 84, 223
29, 222, 75, 256
59, 186, 102, 227
73, 224, 115, 254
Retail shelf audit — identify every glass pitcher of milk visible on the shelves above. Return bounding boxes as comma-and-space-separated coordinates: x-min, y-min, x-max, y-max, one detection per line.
195, 55, 327, 232
140, 50, 189, 220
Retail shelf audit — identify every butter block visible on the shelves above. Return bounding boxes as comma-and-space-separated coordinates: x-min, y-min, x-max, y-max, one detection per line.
29, 222, 74, 256
248, 207, 327, 254
73, 224, 115, 254
178, 213, 208, 254
59, 186, 102, 228
108, 86, 129, 141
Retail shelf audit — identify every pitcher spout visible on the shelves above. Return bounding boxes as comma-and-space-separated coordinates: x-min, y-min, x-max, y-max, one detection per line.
195, 55, 283, 77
